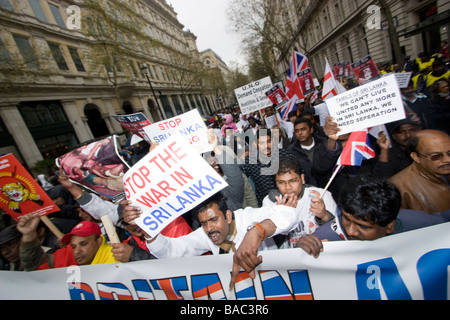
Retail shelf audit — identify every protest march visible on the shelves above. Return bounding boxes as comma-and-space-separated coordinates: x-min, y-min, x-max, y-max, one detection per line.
0, 47, 449, 303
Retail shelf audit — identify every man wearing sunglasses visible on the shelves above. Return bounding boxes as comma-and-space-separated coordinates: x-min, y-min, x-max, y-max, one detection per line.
389, 129, 450, 214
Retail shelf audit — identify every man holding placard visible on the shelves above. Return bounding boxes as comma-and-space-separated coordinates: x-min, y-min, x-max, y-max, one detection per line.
122, 191, 301, 258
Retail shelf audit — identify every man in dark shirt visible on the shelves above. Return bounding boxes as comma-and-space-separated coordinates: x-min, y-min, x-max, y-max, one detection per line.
296, 175, 450, 258
240, 129, 298, 206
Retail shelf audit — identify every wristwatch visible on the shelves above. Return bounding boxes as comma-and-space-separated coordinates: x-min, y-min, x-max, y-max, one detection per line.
247, 222, 266, 241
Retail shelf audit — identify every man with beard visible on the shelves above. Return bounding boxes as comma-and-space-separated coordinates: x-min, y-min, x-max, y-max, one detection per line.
122, 191, 300, 258
295, 175, 450, 258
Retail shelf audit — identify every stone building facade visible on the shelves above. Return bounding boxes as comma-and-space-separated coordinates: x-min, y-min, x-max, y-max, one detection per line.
0, 0, 225, 168
273, 0, 449, 80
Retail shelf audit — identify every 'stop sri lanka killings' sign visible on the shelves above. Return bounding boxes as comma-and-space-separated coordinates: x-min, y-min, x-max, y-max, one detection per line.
123, 133, 228, 238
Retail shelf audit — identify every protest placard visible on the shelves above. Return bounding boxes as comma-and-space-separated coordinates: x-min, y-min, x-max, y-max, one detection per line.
56, 136, 128, 201
111, 112, 152, 142
351, 55, 381, 84
143, 109, 212, 154
0, 154, 59, 221
325, 74, 405, 136
123, 132, 228, 238
334, 61, 353, 79
235, 76, 273, 115
265, 83, 288, 106
392, 72, 412, 88
297, 68, 315, 95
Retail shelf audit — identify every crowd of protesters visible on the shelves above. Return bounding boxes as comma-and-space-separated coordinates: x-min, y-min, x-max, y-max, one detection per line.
0, 48, 449, 277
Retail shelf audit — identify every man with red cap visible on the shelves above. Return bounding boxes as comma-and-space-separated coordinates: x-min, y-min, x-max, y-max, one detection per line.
18, 213, 118, 271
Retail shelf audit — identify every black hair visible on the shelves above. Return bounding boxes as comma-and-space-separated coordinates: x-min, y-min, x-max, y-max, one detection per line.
339, 175, 401, 227
293, 117, 313, 128
191, 192, 229, 219
407, 135, 420, 154
256, 128, 271, 142
277, 156, 304, 176
288, 110, 298, 119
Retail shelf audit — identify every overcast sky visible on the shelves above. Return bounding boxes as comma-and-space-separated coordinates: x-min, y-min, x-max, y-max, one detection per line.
167, 0, 244, 67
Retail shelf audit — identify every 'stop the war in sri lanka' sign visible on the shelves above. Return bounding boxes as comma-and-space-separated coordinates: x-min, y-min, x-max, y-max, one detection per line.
123, 133, 228, 238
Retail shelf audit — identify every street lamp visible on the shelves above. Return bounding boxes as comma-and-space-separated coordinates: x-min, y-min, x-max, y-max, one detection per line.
141, 63, 163, 118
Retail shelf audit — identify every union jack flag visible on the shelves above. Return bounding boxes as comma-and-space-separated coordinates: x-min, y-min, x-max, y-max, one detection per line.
277, 99, 297, 121
285, 51, 308, 100
337, 130, 376, 166
279, 52, 309, 121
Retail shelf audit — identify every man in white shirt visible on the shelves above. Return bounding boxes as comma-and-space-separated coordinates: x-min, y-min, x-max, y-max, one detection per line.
122, 191, 300, 259
262, 156, 338, 248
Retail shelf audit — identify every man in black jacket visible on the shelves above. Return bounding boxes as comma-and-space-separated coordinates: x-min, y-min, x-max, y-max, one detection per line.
287, 117, 342, 188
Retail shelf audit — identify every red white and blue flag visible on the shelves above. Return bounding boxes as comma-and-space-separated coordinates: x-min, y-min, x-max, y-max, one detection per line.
337, 130, 376, 166
277, 99, 297, 121
285, 51, 309, 100
279, 52, 309, 120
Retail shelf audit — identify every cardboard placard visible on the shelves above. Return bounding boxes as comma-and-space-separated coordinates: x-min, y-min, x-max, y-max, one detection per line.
326, 74, 405, 135
123, 133, 228, 238
143, 109, 212, 154
0, 154, 59, 221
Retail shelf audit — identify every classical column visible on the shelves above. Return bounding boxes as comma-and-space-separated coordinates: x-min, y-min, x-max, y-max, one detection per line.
103, 99, 124, 133
0, 105, 43, 167
61, 100, 91, 142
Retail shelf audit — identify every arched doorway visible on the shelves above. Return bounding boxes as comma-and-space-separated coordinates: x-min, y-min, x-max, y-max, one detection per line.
147, 98, 162, 122
122, 101, 134, 115
84, 104, 110, 138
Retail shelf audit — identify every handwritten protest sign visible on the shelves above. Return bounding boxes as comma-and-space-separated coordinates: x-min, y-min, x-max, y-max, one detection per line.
143, 109, 212, 153
326, 74, 405, 136
56, 136, 128, 201
0, 154, 59, 221
393, 72, 412, 89
111, 113, 152, 142
235, 76, 273, 115
123, 133, 228, 238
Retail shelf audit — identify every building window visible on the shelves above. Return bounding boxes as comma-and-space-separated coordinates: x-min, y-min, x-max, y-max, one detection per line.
152, 65, 160, 80
48, 3, 66, 28
343, 36, 353, 63
0, 0, 14, 11
357, 26, 370, 57
0, 36, 12, 65
13, 34, 40, 69
68, 47, 86, 72
47, 42, 69, 70
28, 0, 48, 22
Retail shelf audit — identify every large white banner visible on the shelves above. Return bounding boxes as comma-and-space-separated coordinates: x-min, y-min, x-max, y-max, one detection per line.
123, 133, 228, 238
235, 77, 273, 115
1, 222, 448, 301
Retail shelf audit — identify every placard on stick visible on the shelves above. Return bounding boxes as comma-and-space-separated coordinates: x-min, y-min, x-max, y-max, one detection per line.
123, 133, 228, 238
143, 109, 212, 154
325, 74, 405, 136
